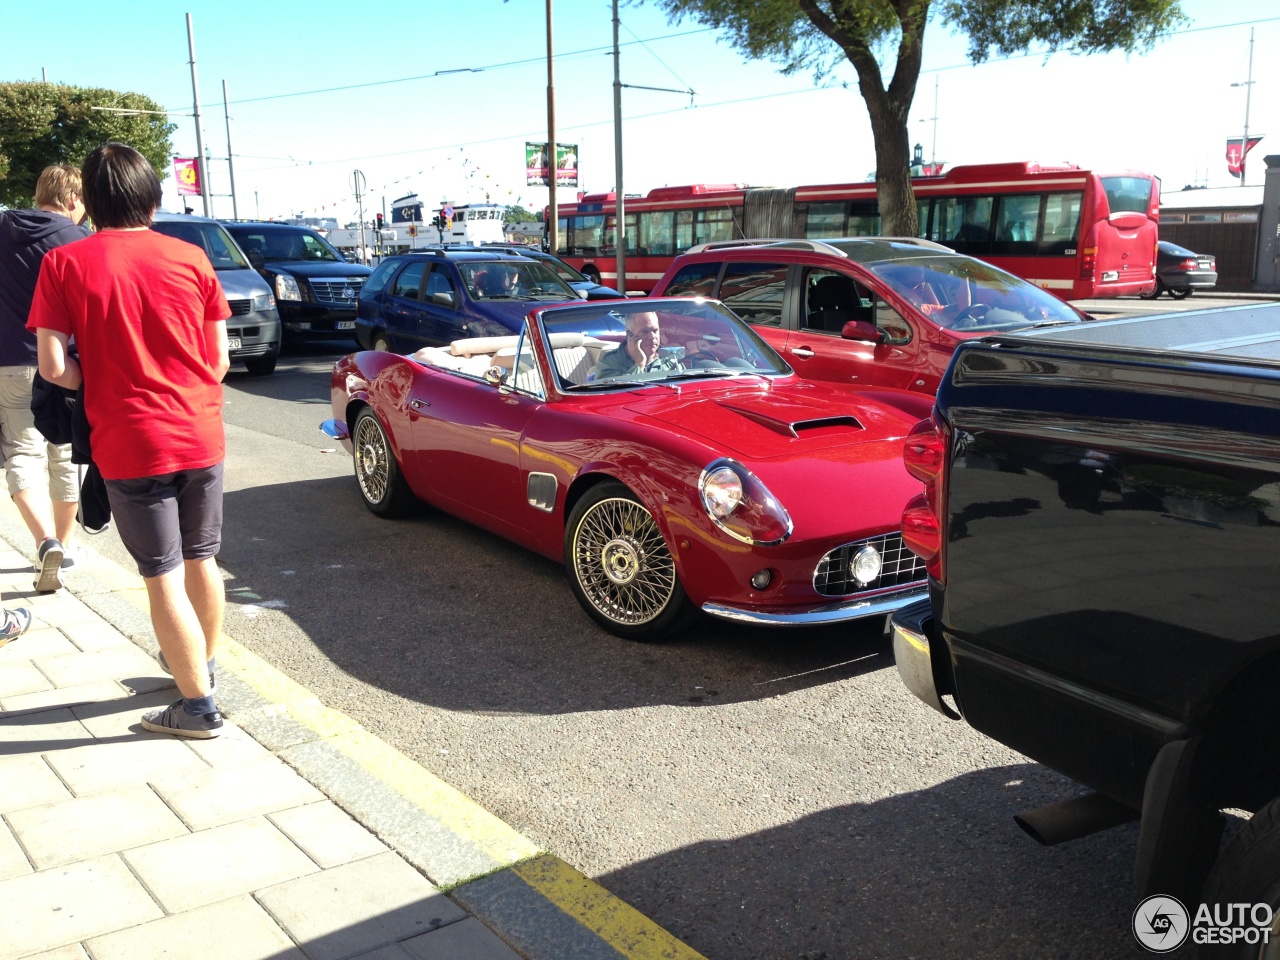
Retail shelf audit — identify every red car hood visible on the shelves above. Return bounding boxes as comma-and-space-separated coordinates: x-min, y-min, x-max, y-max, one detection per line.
624, 384, 927, 460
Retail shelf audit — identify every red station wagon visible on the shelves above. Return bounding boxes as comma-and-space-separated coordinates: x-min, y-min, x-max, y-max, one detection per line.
650, 238, 1088, 394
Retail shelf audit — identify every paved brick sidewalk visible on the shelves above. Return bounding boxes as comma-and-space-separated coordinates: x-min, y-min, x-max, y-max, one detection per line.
0, 524, 707, 960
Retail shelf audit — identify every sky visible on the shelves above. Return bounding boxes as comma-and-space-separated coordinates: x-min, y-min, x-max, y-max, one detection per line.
5, 0, 1278, 224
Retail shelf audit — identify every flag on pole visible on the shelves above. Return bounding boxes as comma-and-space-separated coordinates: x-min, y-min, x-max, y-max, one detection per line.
173, 158, 202, 196
1226, 137, 1263, 178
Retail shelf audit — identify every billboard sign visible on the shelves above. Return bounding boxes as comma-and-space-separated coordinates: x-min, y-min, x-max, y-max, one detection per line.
526, 142, 579, 187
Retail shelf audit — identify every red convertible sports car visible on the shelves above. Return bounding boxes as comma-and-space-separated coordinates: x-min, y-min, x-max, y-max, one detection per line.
321, 297, 930, 640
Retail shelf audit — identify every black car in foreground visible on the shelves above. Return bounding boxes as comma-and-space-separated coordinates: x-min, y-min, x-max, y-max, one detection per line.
222, 221, 372, 339
1140, 240, 1218, 299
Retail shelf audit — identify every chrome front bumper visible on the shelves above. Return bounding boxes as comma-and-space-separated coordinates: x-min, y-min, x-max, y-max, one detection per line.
702, 584, 927, 627
890, 599, 958, 719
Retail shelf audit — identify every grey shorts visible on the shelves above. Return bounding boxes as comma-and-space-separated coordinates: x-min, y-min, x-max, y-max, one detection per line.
104, 464, 224, 579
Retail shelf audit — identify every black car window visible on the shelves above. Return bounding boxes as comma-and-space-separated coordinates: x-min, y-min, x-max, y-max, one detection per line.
425, 264, 456, 306
363, 259, 398, 296
392, 261, 427, 300
718, 262, 787, 326
664, 262, 720, 298
800, 268, 875, 334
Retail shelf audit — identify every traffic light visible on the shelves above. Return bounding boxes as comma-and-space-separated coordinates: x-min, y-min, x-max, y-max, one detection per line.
375, 212, 383, 230
431, 215, 443, 231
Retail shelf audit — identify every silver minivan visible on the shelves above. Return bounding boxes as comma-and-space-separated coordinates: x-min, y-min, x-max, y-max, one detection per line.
150, 213, 282, 375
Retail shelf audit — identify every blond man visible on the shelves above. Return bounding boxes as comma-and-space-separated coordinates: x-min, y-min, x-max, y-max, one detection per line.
0, 164, 89, 591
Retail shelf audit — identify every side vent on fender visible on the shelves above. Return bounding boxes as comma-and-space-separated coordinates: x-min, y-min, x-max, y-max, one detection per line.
527, 472, 558, 513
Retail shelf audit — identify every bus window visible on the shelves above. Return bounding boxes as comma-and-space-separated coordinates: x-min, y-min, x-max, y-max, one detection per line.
697, 208, 735, 246
640, 211, 675, 255
568, 214, 604, 256
719, 263, 787, 326
1041, 193, 1082, 251
1101, 176, 1153, 215
942, 197, 993, 247
994, 195, 1042, 244
804, 202, 846, 239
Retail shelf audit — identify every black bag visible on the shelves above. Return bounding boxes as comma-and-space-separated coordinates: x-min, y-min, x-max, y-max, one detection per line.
30, 372, 76, 445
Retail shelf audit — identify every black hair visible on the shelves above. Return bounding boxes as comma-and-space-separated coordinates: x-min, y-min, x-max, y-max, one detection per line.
81, 143, 162, 229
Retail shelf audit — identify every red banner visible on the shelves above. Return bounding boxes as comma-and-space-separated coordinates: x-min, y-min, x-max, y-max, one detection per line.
173, 157, 202, 196
1226, 137, 1263, 178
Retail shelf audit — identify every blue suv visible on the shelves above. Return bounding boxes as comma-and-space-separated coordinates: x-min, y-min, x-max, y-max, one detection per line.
355, 249, 579, 352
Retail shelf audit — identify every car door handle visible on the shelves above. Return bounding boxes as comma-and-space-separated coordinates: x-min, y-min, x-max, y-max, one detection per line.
790, 347, 815, 358
410, 398, 429, 410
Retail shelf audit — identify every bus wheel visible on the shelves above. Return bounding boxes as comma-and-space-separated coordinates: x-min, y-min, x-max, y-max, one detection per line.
1139, 280, 1164, 300
582, 265, 602, 285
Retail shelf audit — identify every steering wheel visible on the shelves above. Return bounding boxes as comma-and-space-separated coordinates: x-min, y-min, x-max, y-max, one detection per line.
948, 303, 991, 330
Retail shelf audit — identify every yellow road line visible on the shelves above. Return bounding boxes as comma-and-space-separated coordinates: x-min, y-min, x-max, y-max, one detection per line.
512, 856, 709, 960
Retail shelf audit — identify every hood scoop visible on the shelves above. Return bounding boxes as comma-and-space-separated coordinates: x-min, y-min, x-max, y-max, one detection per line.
719, 402, 863, 438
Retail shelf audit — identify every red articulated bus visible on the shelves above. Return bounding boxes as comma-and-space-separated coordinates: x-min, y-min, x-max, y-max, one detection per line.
550, 162, 1159, 299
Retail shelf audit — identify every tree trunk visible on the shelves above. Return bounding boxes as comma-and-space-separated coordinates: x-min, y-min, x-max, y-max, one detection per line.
868, 94, 917, 237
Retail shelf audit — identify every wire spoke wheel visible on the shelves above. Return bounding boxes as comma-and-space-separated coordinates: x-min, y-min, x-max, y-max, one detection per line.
350, 409, 417, 518
353, 415, 390, 505
572, 496, 676, 627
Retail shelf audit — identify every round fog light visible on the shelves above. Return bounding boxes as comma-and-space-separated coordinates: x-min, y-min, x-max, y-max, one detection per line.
851, 545, 882, 586
750, 569, 773, 590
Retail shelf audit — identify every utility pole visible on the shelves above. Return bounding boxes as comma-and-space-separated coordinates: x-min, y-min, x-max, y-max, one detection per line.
612, 0, 626, 294
222, 80, 239, 219
352, 170, 368, 264
1232, 28, 1255, 186
186, 14, 211, 217
545, 0, 558, 255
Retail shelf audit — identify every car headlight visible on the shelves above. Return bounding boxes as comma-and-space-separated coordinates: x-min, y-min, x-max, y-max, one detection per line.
252, 293, 276, 312
275, 274, 301, 301
698, 458, 792, 546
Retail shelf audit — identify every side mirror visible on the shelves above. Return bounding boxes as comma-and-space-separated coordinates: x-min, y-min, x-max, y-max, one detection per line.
431, 291, 456, 308
247, 249, 265, 269
841, 319, 885, 344
577, 288, 590, 299
483, 366, 508, 387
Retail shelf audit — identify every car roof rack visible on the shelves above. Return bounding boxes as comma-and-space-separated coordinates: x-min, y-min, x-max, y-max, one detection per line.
682, 236, 954, 257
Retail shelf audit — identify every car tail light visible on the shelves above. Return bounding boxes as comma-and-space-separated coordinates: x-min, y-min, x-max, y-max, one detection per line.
1179, 258, 1197, 272
1079, 246, 1097, 280
902, 416, 947, 583
1210, 257, 1217, 271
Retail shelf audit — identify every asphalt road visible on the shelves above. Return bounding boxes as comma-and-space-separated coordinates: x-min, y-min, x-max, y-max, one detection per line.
83, 302, 1256, 959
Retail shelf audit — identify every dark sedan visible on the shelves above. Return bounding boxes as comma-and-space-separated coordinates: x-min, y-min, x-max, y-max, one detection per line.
1141, 240, 1217, 299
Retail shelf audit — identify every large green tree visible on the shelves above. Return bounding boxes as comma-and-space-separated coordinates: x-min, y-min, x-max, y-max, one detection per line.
0, 83, 175, 208
504, 203, 540, 223
644, 0, 1185, 234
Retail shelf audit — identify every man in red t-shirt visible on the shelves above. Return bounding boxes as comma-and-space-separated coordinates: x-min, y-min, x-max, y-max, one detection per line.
28, 143, 231, 738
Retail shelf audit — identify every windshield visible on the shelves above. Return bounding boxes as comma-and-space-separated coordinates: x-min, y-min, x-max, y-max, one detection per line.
226, 226, 345, 263
150, 221, 250, 270
537, 298, 790, 391
868, 255, 1082, 332
459, 260, 578, 301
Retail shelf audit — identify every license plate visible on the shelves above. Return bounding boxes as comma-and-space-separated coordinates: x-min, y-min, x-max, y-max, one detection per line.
336, 321, 356, 330
227, 337, 242, 351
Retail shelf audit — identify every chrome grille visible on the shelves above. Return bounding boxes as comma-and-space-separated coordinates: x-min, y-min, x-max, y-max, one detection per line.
227, 299, 252, 316
813, 532, 926, 597
309, 277, 366, 304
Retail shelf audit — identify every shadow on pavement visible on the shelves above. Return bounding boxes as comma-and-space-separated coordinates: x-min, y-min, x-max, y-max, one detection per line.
597, 763, 1184, 960
216, 475, 895, 716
